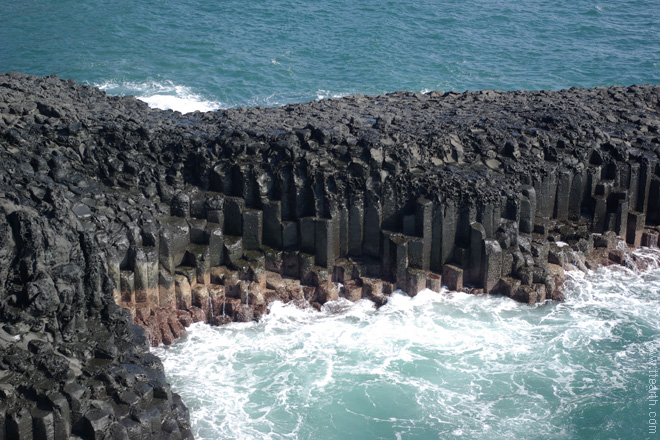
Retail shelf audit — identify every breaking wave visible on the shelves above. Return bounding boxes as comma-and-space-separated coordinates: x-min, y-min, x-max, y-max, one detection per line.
153, 248, 660, 440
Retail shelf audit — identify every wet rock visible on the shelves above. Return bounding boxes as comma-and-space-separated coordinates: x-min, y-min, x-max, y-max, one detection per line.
442, 265, 464, 291
342, 281, 363, 301
405, 269, 427, 296
315, 281, 339, 304
233, 305, 254, 322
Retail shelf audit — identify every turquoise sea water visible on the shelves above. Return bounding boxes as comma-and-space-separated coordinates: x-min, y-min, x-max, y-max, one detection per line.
154, 250, 660, 440
3, 2, 660, 439
2, 0, 660, 110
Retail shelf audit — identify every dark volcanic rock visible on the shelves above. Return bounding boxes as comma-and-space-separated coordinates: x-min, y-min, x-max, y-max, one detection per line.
1, 72, 659, 438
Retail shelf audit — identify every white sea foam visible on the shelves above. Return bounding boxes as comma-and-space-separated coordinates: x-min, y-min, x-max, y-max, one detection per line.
153, 254, 660, 440
315, 90, 351, 101
94, 80, 223, 113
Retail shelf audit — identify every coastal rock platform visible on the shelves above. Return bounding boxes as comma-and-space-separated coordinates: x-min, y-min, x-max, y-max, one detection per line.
1, 72, 659, 439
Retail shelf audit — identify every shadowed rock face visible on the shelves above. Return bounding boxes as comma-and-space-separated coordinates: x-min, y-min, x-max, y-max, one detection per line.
1, 72, 659, 438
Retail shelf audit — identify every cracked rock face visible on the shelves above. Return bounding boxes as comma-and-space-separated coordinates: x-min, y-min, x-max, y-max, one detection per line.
1, 72, 660, 439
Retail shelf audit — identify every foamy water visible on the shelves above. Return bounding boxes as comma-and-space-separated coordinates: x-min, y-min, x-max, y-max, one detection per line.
95, 80, 223, 113
94, 80, 356, 112
153, 249, 660, 440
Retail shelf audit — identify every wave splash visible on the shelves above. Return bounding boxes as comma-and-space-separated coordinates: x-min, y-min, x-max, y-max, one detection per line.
95, 80, 223, 113
153, 249, 660, 440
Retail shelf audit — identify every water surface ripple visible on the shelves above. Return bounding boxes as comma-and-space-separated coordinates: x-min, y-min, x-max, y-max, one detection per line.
2, 0, 659, 110
154, 249, 660, 440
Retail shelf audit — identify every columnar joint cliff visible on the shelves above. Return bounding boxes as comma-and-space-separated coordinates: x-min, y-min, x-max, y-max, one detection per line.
1, 73, 659, 439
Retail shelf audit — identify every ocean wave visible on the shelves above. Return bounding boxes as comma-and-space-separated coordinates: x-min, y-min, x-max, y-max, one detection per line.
94, 79, 223, 113
153, 257, 660, 440
314, 89, 351, 101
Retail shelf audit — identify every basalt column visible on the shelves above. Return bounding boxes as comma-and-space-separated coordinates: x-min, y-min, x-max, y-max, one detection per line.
4, 76, 660, 439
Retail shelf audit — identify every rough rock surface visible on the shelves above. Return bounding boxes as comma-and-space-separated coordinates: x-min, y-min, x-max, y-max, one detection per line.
1, 72, 659, 438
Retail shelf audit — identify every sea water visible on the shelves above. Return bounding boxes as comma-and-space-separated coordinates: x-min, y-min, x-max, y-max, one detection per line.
153, 248, 660, 440
1, 0, 659, 112
4, 1, 660, 438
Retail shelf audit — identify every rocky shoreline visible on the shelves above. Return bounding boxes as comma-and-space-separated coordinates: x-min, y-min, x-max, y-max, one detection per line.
0, 72, 659, 439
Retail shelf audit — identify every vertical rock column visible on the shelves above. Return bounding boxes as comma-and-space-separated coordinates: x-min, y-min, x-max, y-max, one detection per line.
535, 172, 557, 219
224, 197, 245, 237
157, 218, 190, 310
468, 223, 486, 287
243, 209, 263, 250
483, 239, 503, 292
613, 192, 629, 239
145, 247, 160, 308
647, 177, 660, 226
636, 157, 655, 215
554, 168, 572, 221
107, 250, 122, 305
627, 212, 646, 247
568, 166, 586, 221
415, 197, 433, 271
315, 217, 339, 268
363, 194, 382, 259
348, 193, 364, 257
519, 186, 536, 234
300, 217, 316, 254
430, 200, 443, 273
120, 271, 135, 307
441, 200, 457, 267
158, 270, 176, 309
381, 232, 408, 289
263, 201, 283, 249
158, 218, 190, 273
338, 204, 349, 258
132, 247, 149, 305
477, 198, 500, 239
